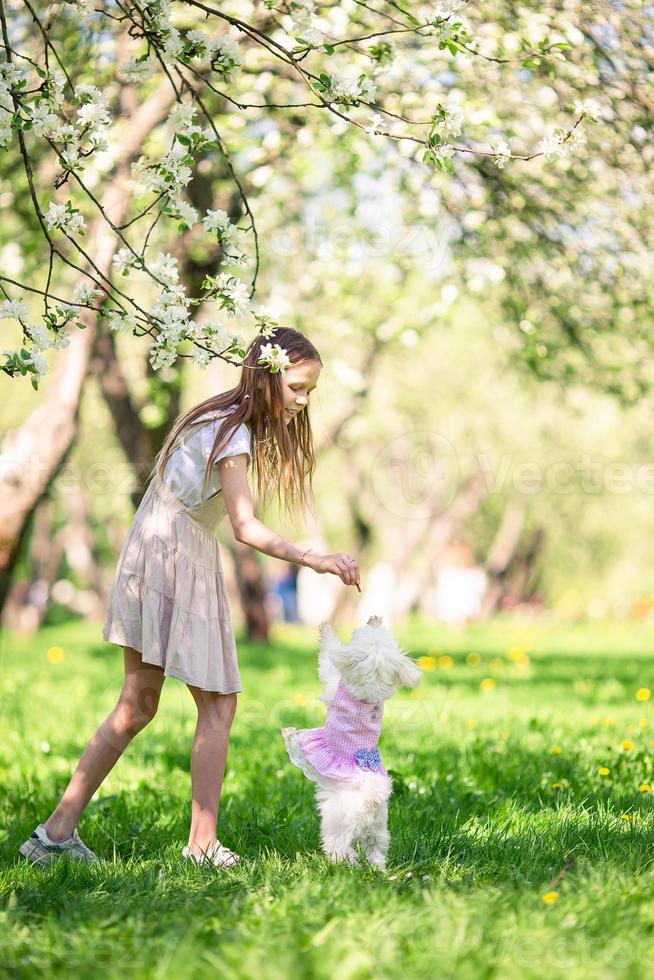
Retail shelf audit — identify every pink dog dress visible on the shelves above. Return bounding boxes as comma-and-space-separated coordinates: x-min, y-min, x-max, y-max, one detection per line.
282, 679, 387, 788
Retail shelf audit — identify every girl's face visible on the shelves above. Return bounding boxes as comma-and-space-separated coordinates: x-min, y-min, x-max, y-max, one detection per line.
276, 359, 322, 424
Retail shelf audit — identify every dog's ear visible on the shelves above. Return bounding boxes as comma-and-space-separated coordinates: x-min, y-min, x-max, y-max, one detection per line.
393, 653, 422, 689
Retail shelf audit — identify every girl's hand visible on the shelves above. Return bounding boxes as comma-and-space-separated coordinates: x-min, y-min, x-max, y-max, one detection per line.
307, 551, 361, 592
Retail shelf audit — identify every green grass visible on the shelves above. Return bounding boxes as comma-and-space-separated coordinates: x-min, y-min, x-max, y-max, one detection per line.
3, 615, 654, 978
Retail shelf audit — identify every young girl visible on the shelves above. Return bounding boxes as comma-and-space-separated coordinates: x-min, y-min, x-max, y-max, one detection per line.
19, 326, 361, 868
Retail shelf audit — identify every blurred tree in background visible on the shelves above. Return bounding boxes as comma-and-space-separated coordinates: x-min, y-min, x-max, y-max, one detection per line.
1, 1, 653, 636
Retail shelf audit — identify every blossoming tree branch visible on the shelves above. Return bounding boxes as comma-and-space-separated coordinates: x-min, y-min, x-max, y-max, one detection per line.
1, 0, 602, 389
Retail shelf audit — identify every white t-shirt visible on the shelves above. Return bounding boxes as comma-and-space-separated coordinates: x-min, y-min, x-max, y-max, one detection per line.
162, 406, 251, 507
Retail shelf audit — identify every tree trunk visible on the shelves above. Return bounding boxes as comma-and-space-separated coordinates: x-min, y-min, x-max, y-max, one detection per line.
478, 494, 528, 619
0, 82, 177, 615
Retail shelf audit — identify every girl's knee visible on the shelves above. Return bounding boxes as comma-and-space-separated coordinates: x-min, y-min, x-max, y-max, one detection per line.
113, 685, 160, 736
195, 691, 237, 730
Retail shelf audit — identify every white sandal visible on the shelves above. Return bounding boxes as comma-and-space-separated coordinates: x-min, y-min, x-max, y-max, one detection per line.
182, 840, 241, 868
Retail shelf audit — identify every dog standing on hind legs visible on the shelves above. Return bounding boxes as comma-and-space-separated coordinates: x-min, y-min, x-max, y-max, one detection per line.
282, 615, 422, 869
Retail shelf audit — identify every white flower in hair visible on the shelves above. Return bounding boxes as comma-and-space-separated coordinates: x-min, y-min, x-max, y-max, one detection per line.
258, 341, 291, 373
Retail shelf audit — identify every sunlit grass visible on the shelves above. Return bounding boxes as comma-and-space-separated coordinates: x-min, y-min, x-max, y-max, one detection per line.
2, 615, 654, 978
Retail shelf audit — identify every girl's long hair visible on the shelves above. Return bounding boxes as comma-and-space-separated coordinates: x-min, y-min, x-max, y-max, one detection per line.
150, 326, 323, 521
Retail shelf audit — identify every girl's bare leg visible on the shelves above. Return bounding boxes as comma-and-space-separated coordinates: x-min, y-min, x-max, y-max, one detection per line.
185, 687, 237, 855
42, 647, 165, 842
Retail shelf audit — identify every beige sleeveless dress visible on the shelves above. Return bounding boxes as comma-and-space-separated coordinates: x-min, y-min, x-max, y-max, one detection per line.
102, 417, 242, 693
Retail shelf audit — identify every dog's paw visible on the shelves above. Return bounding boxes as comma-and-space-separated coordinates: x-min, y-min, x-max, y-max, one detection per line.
325, 848, 358, 865
318, 621, 334, 639
366, 851, 387, 871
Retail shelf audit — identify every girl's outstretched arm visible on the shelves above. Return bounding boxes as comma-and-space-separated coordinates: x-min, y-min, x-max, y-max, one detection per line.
219, 454, 361, 591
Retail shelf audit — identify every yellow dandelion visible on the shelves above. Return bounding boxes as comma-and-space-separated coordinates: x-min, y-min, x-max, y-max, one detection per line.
465, 719, 477, 730
438, 655, 454, 670
636, 688, 651, 702
293, 693, 307, 706
417, 656, 436, 672
507, 645, 530, 662
621, 813, 633, 821
46, 646, 65, 664
490, 657, 504, 671
639, 784, 651, 793
598, 767, 610, 776
621, 740, 634, 751
551, 782, 563, 789
542, 891, 559, 905
466, 652, 481, 666
550, 746, 562, 755
639, 718, 649, 728
480, 677, 496, 692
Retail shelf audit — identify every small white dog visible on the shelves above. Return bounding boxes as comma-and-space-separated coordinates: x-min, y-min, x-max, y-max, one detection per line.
282, 615, 422, 870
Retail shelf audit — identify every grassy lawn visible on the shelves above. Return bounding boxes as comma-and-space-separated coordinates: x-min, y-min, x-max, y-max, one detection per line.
2, 615, 654, 978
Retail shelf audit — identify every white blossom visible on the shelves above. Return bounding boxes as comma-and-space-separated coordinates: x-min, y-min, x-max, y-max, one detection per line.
168, 198, 199, 228
329, 69, 376, 103
30, 100, 60, 137
573, 98, 602, 121
210, 36, 243, 74
539, 128, 568, 162
48, 327, 71, 350
50, 122, 77, 145
59, 146, 81, 169
151, 285, 192, 344
150, 252, 179, 286
76, 101, 110, 129
202, 208, 231, 234
189, 320, 232, 354
25, 323, 51, 351
430, 0, 467, 17
191, 345, 213, 368
0, 298, 29, 320
46, 69, 67, 110
289, 7, 325, 47
112, 247, 141, 276
162, 26, 184, 61
212, 273, 250, 316
106, 308, 139, 334
44, 201, 86, 234
186, 29, 209, 50
439, 103, 463, 138
432, 142, 454, 163
30, 350, 49, 376
568, 124, 587, 153
365, 113, 385, 136
490, 140, 511, 168
150, 342, 179, 370
258, 342, 291, 374
132, 142, 192, 196
0, 63, 25, 89
73, 282, 102, 305
167, 101, 196, 131
0, 109, 13, 147
119, 56, 157, 81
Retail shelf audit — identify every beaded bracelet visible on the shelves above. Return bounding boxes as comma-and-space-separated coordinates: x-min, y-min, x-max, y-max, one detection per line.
300, 547, 315, 565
